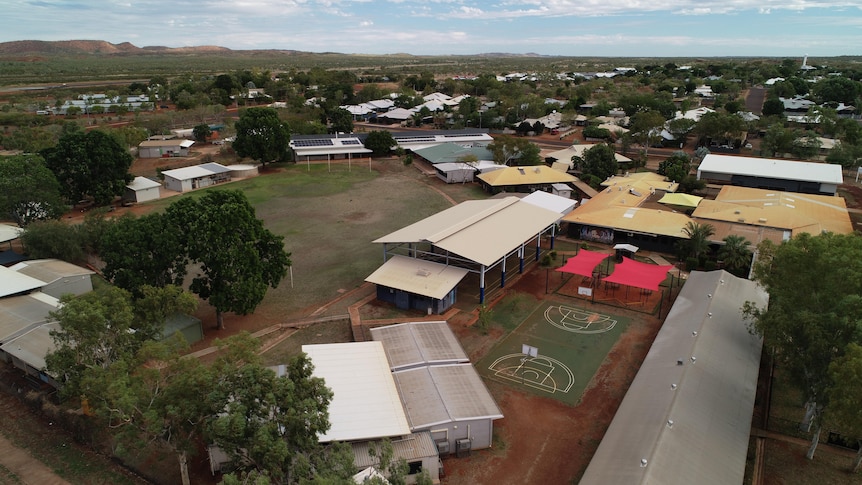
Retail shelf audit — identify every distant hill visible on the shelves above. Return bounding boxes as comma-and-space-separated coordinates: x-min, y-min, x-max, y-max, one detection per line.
0, 40, 236, 56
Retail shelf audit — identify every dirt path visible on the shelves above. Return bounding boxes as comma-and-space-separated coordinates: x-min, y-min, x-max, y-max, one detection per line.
0, 432, 70, 485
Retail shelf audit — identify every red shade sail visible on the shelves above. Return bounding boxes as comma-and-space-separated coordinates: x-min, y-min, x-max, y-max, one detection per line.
555, 250, 610, 277
602, 256, 673, 292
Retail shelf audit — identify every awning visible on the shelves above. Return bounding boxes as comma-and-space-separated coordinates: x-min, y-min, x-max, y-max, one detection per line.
603, 257, 673, 292
658, 193, 703, 210
613, 243, 639, 253
555, 250, 611, 278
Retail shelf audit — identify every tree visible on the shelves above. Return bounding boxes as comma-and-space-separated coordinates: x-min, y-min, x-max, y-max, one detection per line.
745, 233, 862, 459
717, 235, 752, 277
364, 130, 396, 156
327, 107, 354, 134
193, 123, 212, 143
100, 213, 189, 294
208, 337, 333, 483
46, 285, 199, 400
657, 152, 691, 183
680, 221, 715, 263
487, 135, 541, 165
694, 111, 746, 147
165, 190, 291, 330
46, 286, 142, 400
827, 342, 862, 473
762, 97, 785, 117
20, 219, 84, 262
80, 336, 213, 485
233, 107, 291, 167
580, 143, 619, 184
41, 129, 134, 205
0, 154, 66, 226
629, 110, 666, 160
760, 124, 796, 157
791, 130, 822, 160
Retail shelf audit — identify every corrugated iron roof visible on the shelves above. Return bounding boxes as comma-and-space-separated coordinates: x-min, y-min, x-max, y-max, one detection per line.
477, 165, 577, 187
365, 255, 469, 300
370, 321, 469, 371
697, 154, 843, 185
352, 432, 438, 469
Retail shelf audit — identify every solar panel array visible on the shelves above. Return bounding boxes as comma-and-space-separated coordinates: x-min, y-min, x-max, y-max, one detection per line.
293, 139, 334, 147
340, 139, 361, 145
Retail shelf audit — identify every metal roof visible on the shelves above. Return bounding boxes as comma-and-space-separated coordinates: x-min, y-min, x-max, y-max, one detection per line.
546, 144, 633, 167
0, 224, 23, 244
303, 342, 411, 442
370, 321, 469, 371
697, 154, 844, 185
0, 265, 46, 298
373, 197, 561, 267
11, 259, 94, 285
0, 322, 59, 372
127, 176, 161, 191
352, 432, 438, 469
139, 139, 194, 148
161, 162, 231, 181
477, 165, 578, 187
393, 364, 503, 430
413, 143, 493, 164
0, 292, 59, 344
691, 186, 852, 236
579, 270, 768, 485
365, 255, 469, 300
521, 190, 577, 215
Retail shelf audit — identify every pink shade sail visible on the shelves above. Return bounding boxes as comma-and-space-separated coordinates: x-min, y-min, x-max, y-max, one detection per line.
602, 256, 673, 292
555, 250, 610, 277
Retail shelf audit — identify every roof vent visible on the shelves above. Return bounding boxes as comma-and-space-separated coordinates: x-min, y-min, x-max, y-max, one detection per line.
534, 167, 541, 173
671, 383, 678, 390
677, 359, 684, 366
416, 268, 431, 277
738, 218, 745, 222
734, 210, 741, 214
518, 168, 525, 175
690, 356, 697, 364
759, 218, 767, 223
667, 420, 674, 428
640, 459, 648, 468
692, 331, 698, 337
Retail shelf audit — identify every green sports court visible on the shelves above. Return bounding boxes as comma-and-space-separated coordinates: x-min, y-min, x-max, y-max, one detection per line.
477, 299, 630, 406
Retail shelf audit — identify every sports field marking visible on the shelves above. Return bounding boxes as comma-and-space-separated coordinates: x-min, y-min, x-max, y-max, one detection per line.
487, 353, 575, 394
544, 305, 617, 334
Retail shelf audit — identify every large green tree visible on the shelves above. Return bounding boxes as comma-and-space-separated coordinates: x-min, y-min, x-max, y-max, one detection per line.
629, 110, 666, 161
165, 190, 291, 330
680, 221, 715, 263
233, 107, 291, 167
578, 143, 618, 186
827, 343, 862, 473
0, 154, 66, 226
100, 212, 189, 294
745, 233, 862, 459
487, 135, 541, 166
326, 107, 354, 134
41, 129, 133, 205
364, 130, 396, 156
207, 339, 335, 483
717, 234, 752, 277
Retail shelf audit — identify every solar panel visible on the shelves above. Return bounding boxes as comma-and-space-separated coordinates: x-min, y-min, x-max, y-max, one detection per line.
341, 139, 361, 145
293, 139, 334, 147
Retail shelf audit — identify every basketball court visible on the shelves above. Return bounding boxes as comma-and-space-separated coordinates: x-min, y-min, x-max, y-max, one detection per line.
477, 299, 629, 405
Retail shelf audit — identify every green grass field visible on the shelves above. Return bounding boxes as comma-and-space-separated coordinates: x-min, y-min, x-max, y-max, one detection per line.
477, 299, 630, 406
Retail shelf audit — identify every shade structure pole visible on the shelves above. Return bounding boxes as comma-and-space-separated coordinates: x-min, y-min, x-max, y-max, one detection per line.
550, 224, 556, 250
479, 266, 486, 304
519, 245, 525, 273
501, 256, 507, 288
535, 234, 540, 261
328, 154, 331, 172
348, 153, 352, 171
381, 243, 387, 262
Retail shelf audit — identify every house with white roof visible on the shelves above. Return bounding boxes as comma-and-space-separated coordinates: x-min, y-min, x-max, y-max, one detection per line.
138, 139, 194, 158
161, 162, 232, 193
124, 176, 161, 203
696, 154, 843, 195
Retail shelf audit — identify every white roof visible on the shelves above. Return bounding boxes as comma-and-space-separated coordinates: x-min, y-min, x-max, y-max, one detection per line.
303, 342, 411, 442
0, 224, 23, 244
126, 176, 161, 191
521, 190, 577, 215
580, 270, 768, 485
0, 265, 45, 298
373, 197, 561, 267
161, 162, 231, 181
697, 154, 843, 185
365, 255, 468, 300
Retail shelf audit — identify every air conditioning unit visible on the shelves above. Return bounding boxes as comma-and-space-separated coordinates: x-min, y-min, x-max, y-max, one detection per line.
456, 438, 472, 457
435, 439, 450, 455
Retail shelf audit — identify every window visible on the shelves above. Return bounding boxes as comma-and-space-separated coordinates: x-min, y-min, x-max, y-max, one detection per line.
408, 461, 423, 475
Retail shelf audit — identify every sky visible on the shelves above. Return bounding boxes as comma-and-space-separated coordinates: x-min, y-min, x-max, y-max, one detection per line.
2, 0, 861, 58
